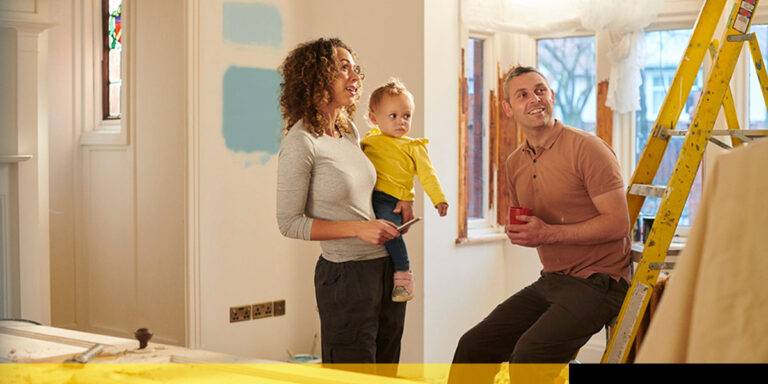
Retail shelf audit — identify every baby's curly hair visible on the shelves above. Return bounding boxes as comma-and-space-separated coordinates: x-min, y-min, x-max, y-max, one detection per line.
368, 78, 413, 113
279, 38, 362, 136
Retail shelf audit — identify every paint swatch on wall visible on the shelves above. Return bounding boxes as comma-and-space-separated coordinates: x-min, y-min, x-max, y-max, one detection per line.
223, 66, 282, 160
223, 2, 282, 47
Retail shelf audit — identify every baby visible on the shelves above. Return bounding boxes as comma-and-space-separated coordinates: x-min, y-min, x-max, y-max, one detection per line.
362, 78, 448, 302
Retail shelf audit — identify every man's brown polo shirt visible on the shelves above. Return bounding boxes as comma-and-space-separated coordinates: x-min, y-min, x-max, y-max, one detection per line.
505, 121, 630, 281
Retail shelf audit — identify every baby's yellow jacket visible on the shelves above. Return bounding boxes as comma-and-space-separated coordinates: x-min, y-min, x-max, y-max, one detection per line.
361, 127, 447, 205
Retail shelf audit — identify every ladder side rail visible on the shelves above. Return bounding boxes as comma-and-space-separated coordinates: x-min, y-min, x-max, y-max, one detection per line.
710, 39, 745, 147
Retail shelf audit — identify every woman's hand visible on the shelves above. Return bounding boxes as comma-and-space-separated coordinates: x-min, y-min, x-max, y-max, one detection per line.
355, 220, 400, 245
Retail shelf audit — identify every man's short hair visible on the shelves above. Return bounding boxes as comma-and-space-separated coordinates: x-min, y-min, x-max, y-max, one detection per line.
502, 66, 548, 101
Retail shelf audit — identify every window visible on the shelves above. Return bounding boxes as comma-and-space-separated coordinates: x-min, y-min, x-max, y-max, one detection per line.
537, 36, 597, 134
748, 24, 768, 128
102, 0, 123, 119
81, 0, 129, 145
636, 29, 704, 227
466, 37, 487, 220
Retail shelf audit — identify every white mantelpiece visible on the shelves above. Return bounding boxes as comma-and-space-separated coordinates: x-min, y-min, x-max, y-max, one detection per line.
0, 0, 53, 324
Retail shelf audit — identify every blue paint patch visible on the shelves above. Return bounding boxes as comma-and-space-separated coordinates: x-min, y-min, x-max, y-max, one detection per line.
223, 2, 282, 47
223, 66, 282, 157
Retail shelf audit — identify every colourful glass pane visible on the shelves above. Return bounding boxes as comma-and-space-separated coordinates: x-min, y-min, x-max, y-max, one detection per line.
109, 3, 122, 49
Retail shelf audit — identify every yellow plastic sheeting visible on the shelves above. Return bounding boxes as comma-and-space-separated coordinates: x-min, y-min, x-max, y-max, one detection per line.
0, 363, 570, 384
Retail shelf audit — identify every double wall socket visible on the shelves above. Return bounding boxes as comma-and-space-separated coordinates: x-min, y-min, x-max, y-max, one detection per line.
229, 305, 252, 323
252, 302, 273, 319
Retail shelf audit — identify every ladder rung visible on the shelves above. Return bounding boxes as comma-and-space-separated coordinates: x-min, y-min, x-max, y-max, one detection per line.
649, 262, 676, 270
629, 184, 667, 198
726, 33, 755, 42
662, 129, 768, 138
709, 137, 732, 150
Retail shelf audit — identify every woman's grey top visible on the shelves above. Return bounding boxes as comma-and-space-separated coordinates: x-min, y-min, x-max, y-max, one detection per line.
276, 120, 388, 262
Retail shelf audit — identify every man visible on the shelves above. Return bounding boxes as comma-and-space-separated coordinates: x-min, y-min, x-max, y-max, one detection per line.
449, 66, 631, 383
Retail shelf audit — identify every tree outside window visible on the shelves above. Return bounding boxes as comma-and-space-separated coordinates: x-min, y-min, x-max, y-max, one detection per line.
537, 36, 597, 134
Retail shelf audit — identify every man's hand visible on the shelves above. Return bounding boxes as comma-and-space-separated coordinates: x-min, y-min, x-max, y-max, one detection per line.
393, 200, 414, 234
505, 215, 555, 248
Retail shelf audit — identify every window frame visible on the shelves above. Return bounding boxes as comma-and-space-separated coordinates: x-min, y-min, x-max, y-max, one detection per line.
465, 31, 499, 236
80, 0, 132, 146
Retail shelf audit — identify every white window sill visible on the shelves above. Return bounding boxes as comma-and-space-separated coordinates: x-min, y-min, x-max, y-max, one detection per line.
456, 226, 508, 245
80, 127, 128, 146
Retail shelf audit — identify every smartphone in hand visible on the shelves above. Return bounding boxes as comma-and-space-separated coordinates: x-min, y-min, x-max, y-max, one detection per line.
397, 217, 421, 233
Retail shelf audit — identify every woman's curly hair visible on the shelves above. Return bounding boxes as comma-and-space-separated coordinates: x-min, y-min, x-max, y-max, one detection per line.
279, 38, 363, 136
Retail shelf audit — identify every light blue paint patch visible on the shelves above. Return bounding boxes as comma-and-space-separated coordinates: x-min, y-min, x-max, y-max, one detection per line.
223, 66, 282, 156
259, 153, 272, 165
244, 159, 254, 168
223, 2, 282, 47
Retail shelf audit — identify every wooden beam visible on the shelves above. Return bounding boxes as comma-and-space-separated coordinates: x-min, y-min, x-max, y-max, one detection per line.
596, 80, 613, 146
457, 49, 468, 243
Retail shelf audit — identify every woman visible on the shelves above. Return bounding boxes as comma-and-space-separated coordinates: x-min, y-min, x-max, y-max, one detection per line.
276, 38, 412, 373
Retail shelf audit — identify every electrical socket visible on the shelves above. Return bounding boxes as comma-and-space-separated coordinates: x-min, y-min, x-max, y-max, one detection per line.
230, 305, 252, 323
252, 302, 273, 319
273, 300, 286, 316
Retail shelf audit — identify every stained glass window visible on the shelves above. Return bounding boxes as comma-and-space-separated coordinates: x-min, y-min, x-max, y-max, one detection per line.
103, 0, 122, 119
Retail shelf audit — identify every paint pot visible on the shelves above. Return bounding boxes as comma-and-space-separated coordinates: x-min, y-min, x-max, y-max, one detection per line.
509, 206, 533, 225
288, 354, 321, 364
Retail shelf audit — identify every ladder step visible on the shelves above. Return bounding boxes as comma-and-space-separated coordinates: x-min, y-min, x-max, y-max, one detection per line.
662, 129, 768, 138
629, 184, 667, 198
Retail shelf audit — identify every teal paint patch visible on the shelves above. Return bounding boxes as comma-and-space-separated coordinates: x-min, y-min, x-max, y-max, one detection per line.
223, 66, 282, 157
223, 2, 282, 47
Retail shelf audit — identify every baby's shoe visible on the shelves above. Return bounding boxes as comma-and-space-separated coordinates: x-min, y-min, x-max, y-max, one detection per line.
392, 271, 414, 302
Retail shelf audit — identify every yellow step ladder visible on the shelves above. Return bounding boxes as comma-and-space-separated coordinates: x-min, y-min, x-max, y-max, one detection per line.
602, 0, 768, 363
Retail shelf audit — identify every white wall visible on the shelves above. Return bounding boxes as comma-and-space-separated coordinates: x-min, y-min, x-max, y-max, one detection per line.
0, 28, 17, 155
48, 0, 186, 345
48, 0, 76, 328
194, 0, 319, 359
